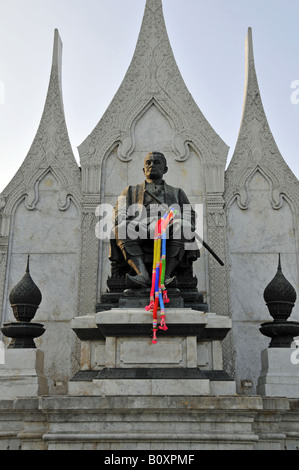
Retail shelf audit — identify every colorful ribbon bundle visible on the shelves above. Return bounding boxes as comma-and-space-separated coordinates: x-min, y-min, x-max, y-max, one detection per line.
145, 208, 177, 344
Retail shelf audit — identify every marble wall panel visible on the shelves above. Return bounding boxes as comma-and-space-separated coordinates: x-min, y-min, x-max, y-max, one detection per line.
227, 169, 299, 391
34, 320, 78, 395
227, 184, 296, 254
134, 103, 175, 155
232, 320, 269, 394
11, 177, 80, 254
104, 147, 129, 197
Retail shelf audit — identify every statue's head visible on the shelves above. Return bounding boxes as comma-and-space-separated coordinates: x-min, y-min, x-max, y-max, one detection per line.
143, 151, 168, 181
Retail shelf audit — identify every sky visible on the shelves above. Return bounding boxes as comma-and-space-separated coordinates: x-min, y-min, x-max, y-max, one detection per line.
0, 0, 299, 192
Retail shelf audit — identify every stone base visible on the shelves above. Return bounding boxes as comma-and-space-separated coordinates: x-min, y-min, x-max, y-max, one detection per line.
1, 395, 299, 450
69, 367, 236, 396
41, 395, 262, 450
0, 349, 48, 398
257, 348, 299, 398
94, 308, 231, 341
97, 289, 209, 312
119, 287, 184, 308
70, 308, 236, 397
92, 377, 211, 396
69, 378, 236, 397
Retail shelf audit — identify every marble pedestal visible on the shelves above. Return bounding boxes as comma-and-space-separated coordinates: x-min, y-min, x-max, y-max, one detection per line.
257, 347, 299, 398
0, 349, 48, 398
70, 308, 236, 396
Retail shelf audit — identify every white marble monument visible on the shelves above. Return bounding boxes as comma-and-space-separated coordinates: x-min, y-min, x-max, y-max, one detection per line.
0, 0, 298, 400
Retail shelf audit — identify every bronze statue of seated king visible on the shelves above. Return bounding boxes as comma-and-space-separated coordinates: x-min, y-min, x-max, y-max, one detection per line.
109, 151, 200, 289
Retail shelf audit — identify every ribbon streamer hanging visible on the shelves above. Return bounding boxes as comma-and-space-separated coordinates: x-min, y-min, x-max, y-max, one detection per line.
145, 208, 177, 344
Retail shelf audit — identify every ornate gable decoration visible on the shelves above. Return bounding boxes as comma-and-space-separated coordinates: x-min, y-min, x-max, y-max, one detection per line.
0, 29, 81, 214
225, 28, 299, 211
78, 0, 228, 170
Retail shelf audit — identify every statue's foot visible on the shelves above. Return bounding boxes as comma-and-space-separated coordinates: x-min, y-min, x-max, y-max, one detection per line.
126, 273, 150, 289
164, 275, 178, 288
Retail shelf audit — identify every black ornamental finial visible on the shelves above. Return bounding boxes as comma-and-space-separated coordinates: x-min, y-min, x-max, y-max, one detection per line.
263, 254, 297, 319
260, 255, 299, 348
9, 255, 42, 321
1, 256, 45, 348
26, 254, 30, 273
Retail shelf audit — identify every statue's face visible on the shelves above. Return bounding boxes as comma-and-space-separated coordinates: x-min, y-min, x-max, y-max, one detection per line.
143, 154, 168, 181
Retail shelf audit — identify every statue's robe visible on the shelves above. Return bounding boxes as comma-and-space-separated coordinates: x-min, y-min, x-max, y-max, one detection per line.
109, 181, 200, 268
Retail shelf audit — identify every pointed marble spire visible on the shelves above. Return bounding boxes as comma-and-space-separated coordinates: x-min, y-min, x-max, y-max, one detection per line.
240, 27, 267, 134
26, 28, 80, 180
228, 27, 275, 170
225, 28, 299, 204
226, 28, 298, 187
52, 27, 63, 70
145, 0, 162, 11
1, 29, 80, 202
79, 0, 228, 168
